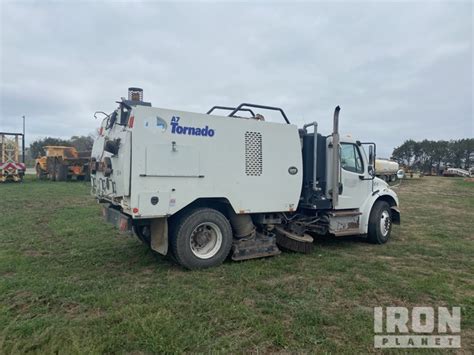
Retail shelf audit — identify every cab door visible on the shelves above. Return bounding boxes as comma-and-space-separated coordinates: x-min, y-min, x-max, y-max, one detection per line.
336, 142, 371, 210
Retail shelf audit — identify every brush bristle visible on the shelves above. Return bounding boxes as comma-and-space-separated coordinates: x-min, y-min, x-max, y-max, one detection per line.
276, 234, 313, 254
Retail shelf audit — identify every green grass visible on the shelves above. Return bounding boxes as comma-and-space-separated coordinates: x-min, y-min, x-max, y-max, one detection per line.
0, 176, 473, 353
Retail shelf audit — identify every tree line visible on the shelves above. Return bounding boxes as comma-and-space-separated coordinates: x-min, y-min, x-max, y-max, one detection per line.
391, 138, 473, 174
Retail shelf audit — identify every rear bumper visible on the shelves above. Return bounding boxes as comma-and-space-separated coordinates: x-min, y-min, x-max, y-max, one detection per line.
102, 204, 132, 233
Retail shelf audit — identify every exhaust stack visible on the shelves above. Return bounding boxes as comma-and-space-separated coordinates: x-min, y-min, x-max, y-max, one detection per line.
303, 121, 319, 192
332, 106, 341, 208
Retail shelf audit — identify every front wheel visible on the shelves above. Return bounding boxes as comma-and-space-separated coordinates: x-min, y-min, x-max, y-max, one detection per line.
170, 208, 233, 270
367, 201, 392, 244
55, 164, 68, 181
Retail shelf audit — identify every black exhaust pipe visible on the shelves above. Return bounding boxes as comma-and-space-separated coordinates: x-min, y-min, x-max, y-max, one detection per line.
332, 106, 341, 208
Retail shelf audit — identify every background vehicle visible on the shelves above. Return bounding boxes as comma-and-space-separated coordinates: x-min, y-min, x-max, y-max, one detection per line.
92, 88, 400, 269
0, 132, 25, 183
443, 168, 471, 177
36, 146, 91, 181
375, 158, 399, 182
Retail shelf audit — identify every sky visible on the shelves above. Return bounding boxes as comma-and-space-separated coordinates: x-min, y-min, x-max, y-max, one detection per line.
0, 0, 472, 158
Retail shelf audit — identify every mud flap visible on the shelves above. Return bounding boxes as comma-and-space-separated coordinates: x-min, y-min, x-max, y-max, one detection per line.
103, 205, 132, 234
231, 231, 281, 261
150, 218, 168, 255
391, 206, 401, 224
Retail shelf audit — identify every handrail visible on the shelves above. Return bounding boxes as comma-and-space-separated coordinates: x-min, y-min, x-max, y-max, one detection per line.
227, 103, 290, 124
206, 106, 256, 116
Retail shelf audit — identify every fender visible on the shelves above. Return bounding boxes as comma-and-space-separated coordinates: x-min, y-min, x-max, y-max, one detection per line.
358, 180, 400, 234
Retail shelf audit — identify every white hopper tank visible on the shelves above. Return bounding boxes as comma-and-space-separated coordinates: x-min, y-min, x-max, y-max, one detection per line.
375, 159, 399, 175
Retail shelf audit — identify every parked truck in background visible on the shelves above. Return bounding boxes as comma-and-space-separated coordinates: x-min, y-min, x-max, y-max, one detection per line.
35, 146, 91, 181
0, 132, 25, 183
91, 88, 400, 269
375, 158, 400, 182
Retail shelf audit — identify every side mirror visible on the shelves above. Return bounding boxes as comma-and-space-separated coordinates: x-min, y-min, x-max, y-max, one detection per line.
368, 165, 375, 177
369, 145, 374, 165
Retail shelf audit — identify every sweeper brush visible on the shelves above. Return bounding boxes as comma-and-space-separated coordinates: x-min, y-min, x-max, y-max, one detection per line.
274, 226, 314, 253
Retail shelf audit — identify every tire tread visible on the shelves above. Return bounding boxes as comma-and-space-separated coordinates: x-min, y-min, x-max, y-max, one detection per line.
170, 208, 232, 270
367, 201, 392, 244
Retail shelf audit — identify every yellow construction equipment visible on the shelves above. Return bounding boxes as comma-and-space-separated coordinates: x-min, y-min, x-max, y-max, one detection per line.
35, 146, 91, 181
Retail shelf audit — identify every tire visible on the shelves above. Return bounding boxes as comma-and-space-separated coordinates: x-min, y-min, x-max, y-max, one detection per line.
170, 208, 233, 270
35, 164, 43, 179
55, 164, 68, 181
133, 225, 151, 247
367, 201, 392, 244
49, 166, 56, 181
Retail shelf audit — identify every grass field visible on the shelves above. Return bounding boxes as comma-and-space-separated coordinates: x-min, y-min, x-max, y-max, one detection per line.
0, 176, 473, 353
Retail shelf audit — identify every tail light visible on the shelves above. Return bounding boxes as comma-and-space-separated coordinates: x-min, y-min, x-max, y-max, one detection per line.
128, 115, 135, 128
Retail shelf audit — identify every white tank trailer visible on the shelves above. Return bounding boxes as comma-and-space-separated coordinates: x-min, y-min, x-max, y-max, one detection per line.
375, 159, 400, 182
91, 88, 400, 269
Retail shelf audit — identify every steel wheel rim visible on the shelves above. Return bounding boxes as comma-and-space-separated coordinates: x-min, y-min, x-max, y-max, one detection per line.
380, 210, 391, 237
190, 222, 222, 259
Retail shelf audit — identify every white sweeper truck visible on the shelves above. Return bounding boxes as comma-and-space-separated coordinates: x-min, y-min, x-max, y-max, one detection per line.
91, 88, 400, 269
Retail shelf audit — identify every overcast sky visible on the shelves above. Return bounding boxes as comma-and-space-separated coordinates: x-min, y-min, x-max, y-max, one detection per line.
0, 0, 472, 157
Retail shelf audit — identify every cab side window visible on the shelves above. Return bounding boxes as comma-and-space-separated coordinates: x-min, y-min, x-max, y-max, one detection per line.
341, 143, 364, 174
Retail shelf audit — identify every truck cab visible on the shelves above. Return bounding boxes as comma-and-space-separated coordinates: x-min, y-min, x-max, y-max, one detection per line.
92, 88, 400, 269
331, 136, 400, 237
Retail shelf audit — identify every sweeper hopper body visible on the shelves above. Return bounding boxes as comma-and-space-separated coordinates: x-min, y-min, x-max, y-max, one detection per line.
92, 88, 400, 269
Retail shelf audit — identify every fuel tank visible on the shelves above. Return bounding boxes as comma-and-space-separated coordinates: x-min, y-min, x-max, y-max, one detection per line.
375, 159, 399, 175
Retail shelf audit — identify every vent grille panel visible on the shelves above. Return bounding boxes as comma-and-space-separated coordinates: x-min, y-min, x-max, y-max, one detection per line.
245, 131, 263, 176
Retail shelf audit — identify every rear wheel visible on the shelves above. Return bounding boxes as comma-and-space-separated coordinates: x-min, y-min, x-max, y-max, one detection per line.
170, 208, 232, 269
55, 164, 68, 181
368, 201, 392, 244
133, 225, 151, 247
